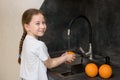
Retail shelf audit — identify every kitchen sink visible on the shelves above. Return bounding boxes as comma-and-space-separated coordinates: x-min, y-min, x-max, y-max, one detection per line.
49, 54, 104, 77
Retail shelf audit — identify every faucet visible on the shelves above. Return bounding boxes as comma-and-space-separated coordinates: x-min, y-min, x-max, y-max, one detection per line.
68, 15, 93, 60
80, 43, 93, 60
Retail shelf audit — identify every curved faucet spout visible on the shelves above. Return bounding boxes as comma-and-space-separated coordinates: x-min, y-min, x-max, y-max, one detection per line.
68, 15, 92, 43
68, 15, 93, 60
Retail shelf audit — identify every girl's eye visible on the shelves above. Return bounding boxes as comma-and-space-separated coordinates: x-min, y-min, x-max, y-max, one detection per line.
42, 21, 46, 25
36, 21, 46, 25
36, 23, 40, 25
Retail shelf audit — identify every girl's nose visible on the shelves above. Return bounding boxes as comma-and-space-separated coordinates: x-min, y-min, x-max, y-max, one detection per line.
39, 24, 44, 27
39, 24, 46, 29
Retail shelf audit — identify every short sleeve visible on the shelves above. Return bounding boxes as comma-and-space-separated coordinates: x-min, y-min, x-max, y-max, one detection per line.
36, 42, 49, 61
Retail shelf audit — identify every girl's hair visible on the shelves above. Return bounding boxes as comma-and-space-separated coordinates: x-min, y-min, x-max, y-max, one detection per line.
18, 8, 45, 64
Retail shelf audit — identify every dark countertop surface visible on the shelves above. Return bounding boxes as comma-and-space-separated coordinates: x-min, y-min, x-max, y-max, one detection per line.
48, 54, 120, 80
48, 65, 120, 80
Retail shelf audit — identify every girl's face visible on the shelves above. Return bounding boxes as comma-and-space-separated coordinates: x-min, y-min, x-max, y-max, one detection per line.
25, 13, 46, 39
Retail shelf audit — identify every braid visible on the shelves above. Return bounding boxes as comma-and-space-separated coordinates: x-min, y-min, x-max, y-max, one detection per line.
18, 31, 27, 64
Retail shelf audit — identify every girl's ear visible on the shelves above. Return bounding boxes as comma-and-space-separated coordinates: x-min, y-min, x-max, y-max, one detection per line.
24, 24, 29, 31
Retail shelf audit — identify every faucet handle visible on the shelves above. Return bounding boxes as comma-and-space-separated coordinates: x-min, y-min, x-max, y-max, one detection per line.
79, 47, 85, 53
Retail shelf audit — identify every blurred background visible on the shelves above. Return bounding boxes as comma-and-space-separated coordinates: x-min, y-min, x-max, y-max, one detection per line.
0, 0, 44, 80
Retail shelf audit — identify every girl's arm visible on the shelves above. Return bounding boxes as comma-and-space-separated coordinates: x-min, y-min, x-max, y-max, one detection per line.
44, 52, 75, 69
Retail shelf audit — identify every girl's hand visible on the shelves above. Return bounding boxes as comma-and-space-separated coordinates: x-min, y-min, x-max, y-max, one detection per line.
62, 51, 76, 63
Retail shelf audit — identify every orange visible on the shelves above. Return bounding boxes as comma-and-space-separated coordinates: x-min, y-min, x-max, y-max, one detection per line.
85, 63, 98, 77
99, 64, 112, 79
67, 51, 75, 54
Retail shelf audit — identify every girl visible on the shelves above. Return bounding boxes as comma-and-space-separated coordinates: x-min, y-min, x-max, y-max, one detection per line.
18, 8, 75, 80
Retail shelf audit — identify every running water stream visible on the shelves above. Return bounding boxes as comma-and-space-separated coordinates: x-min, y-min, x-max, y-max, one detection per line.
66, 28, 72, 74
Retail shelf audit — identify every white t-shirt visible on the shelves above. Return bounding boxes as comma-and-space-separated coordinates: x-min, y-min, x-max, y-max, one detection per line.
20, 35, 49, 80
